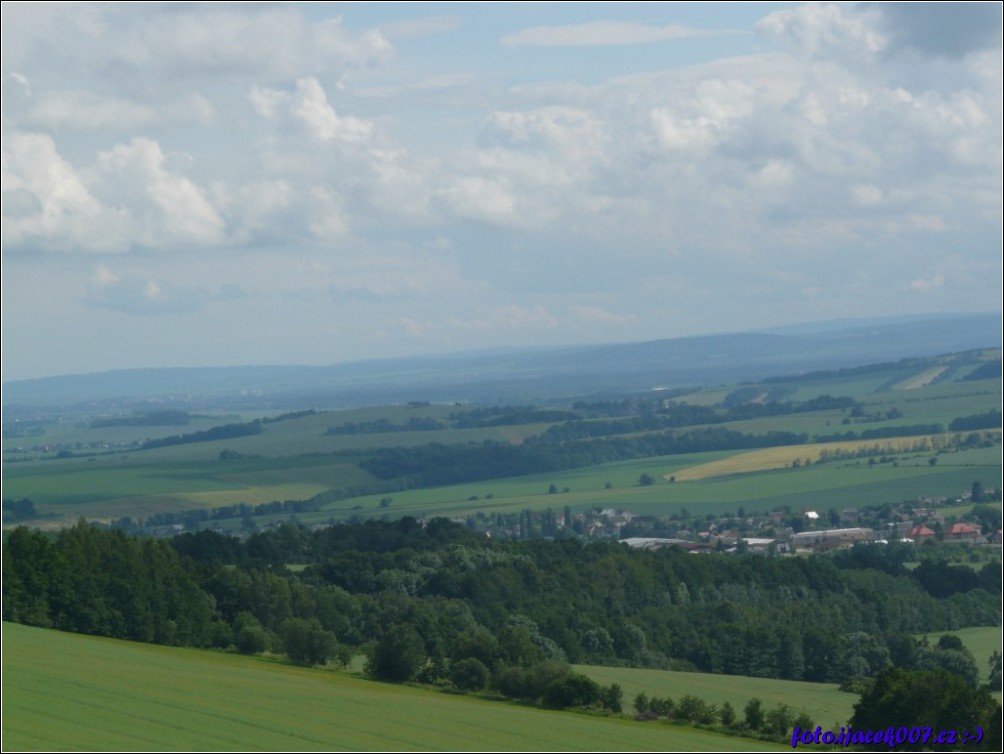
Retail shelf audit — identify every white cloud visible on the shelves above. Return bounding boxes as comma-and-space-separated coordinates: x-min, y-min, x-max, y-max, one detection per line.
91, 137, 226, 247
306, 186, 349, 239
502, 21, 741, 47
85, 267, 215, 315
248, 84, 288, 119
25, 90, 158, 130
908, 274, 946, 292
290, 77, 372, 143
438, 176, 517, 226
756, 2, 886, 61
851, 184, 883, 207
570, 304, 636, 325
1, 131, 129, 253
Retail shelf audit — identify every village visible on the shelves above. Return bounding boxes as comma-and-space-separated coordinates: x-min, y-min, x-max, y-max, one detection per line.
447, 482, 1003, 558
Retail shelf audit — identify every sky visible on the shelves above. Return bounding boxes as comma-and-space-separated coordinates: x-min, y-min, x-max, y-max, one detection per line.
1, 2, 1001, 381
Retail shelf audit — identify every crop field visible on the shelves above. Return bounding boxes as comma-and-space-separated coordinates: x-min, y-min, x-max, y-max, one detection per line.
228, 444, 1002, 530
891, 366, 950, 390
3, 367, 998, 529
0, 455, 376, 524
574, 664, 855, 729
1, 623, 782, 752
668, 432, 999, 481
5, 428, 998, 529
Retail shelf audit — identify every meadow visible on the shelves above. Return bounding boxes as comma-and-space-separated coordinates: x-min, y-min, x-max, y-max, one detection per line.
574, 664, 856, 728
7, 433, 996, 529
1, 623, 783, 752
913, 626, 1004, 674
2, 364, 999, 528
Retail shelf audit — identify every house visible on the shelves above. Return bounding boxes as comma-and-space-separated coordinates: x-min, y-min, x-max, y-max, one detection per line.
907, 525, 936, 540
944, 522, 982, 543
789, 527, 874, 550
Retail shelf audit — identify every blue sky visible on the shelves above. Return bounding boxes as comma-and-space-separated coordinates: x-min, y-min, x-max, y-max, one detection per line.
2, 2, 1001, 380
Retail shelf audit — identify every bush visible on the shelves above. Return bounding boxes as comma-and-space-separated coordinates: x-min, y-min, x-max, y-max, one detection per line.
368, 625, 426, 682
450, 657, 490, 692
280, 617, 337, 665
543, 672, 601, 709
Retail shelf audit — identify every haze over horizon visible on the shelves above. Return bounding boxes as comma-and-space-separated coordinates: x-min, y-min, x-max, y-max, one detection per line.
2, 2, 1001, 382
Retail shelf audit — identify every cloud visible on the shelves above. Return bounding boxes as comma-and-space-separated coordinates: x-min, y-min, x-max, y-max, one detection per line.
86, 267, 216, 315
91, 137, 226, 246
757, 2, 887, 60
2, 132, 227, 253
24, 90, 158, 130
248, 77, 373, 144
907, 273, 946, 292
876, 2, 1002, 59
113, 8, 392, 82
290, 77, 373, 143
501, 21, 742, 47
570, 305, 636, 326
1, 131, 130, 253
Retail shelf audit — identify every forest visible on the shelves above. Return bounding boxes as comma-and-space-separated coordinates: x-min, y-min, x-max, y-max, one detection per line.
4, 519, 999, 697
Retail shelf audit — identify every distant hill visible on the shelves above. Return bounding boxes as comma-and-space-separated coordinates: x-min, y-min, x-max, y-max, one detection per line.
3, 312, 1000, 410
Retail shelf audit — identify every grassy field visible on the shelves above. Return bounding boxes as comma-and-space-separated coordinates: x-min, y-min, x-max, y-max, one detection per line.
1, 623, 783, 752
914, 626, 1003, 669
574, 664, 855, 729
185, 443, 1001, 531
669, 432, 1001, 481
3, 370, 999, 527
0, 455, 377, 524
4, 434, 998, 529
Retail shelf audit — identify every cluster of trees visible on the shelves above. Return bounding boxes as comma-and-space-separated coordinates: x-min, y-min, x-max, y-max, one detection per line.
361, 429, 807, 489
449, 406, 578, 428
961, 361, 1002, 381
539, 395, 860, 444
851, 667, 1001, 751
814, 424, 944, 443
141, 419, 263, 450
367, 621, 623, 712
633, 691, 811, 738
5, 519, 999, 694
2, 498, 38, 523
950, 411, 1003, 431
326, 417, 445, 435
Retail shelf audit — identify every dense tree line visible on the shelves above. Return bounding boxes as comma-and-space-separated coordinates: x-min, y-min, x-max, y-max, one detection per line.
814, 423, 945, 443
949, 411, 1003, 431
361, 428, 807, 487
5, 519, 999, 695
2, 498, 38, 523
141, 419, 263, 450
326, 417, 445, 435
851, 667, 1001, 751
540, 395, 859, 444
962, 361, 1002, 382
449, 406, 580, 428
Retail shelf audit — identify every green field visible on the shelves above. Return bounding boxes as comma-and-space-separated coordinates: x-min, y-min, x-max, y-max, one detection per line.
3, 368, 999, 528
1, 623, 783, 751
914, 626, 1003, 670
575, 664, 856, 729
282, 445, 999, 527
4, 436, 999, 528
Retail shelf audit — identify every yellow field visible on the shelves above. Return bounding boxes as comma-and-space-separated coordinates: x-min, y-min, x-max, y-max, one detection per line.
892, 366, 949, 390
667, 433, 965, 481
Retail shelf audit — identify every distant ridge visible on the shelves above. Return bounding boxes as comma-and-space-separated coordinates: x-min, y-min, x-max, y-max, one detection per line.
3, 312, 1000, 409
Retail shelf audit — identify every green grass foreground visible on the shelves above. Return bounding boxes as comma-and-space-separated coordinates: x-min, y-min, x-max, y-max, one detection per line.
1, 623, 785, 752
